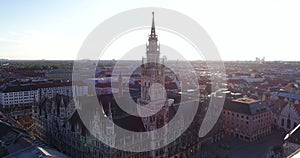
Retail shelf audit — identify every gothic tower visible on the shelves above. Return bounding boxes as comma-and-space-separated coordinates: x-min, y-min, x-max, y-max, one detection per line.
105, 102, 116, 148
138, 12, 169, 157
140, 12, 166, 103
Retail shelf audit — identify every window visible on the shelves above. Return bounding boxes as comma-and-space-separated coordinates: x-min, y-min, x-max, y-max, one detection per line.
281, 119, 284, 127
287, 119, 291, 129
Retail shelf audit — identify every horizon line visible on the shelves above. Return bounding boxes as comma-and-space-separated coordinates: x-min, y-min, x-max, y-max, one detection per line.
1, 59, 300, 62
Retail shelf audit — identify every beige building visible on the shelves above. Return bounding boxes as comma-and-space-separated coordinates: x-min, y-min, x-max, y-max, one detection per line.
45, 70, 72, 81
222, 98, 272, 142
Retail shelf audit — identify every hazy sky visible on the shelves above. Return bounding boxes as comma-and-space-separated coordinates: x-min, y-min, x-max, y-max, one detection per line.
0, 0, 300, 61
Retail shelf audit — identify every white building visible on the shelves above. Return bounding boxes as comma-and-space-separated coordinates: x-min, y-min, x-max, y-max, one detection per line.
0, 85, 39, 109
37, 82, 88, 100
0, 82, 88, 111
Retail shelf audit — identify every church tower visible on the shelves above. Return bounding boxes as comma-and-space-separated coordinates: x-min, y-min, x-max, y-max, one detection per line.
138, 12, 169, 157
140, 12, 166, 103
146, 12, 160, 63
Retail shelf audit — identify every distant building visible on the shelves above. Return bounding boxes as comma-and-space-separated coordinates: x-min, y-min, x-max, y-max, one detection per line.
37, 82, 88, 100
0, 82, 88, 119
0, 84, 38, 110
45, 70, 73, 81
264, 92, 300, 131
227, 72, 265, 83
222, 97, 272, 142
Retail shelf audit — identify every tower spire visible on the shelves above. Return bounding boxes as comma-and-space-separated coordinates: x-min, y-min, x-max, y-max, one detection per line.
150, 12, 156, 38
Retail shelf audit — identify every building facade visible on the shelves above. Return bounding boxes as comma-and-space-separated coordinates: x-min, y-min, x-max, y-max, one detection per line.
0, 85, 38, 109
45, 70, 73, 81
33, 94, 223, 158
37, 82, 88, 100
0, 83, 88, 119
264, 91, 300, 132
222, 98, 272, 142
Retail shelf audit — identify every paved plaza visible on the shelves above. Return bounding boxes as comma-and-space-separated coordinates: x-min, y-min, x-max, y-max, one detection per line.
191, 129, 286, 158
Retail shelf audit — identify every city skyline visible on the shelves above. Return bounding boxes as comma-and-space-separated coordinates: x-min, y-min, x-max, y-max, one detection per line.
1, 1, 300, 158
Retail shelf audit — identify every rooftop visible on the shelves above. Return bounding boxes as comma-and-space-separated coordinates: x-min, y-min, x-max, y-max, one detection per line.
224, 98, 270, 115
0, 84, 38, 93
233, 98, 259, 104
